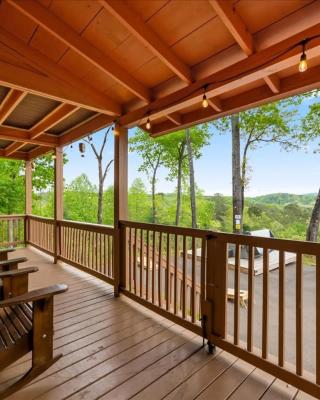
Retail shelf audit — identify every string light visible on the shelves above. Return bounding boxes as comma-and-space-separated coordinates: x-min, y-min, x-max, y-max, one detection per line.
146, 117, 151, 130
299, 40, 308, 72
202, 85, 209, 108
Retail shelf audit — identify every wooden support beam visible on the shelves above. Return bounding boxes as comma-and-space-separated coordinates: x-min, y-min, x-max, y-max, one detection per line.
264, 74, 281, 94
27, 146, 51, 160
120, 21, 320, 127
209, 0, 254, 56
59, 114, 114, 146
0, 149, 27, 160
0, 27, 120, 116
166, 112, 182, 126
150, 64, 320, 136
208, 96, 222, 112
113, 124, 128, 296
4, 142, 25, 156
0, 127, 57, 147
25, 160, 32, 215
100, 0, 192, 84
0, 89, 27, 124
54, 147, 63, 263
9, 0, 150, 102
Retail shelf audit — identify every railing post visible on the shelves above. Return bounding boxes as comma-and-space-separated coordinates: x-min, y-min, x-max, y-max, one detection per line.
113, 124, 128, 296
204, 235, 227, 345
54, 147, 63, 264
25, 160, 32, 246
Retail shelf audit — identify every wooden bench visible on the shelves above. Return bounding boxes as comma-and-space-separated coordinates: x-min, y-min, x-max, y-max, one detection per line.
0, 257, 28, 272
0, 248, 15, 262
0, 258, 33, 301
0, 283, 68, 399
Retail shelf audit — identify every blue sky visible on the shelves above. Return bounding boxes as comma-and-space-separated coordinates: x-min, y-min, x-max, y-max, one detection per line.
63, 95, 320, 197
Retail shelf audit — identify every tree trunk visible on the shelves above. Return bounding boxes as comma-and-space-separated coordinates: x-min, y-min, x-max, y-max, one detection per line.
151, 169, 157, 224
231, 114, 243, 233
306, 188, 320, 242
175, 143, 185, 226
185, 128, 197, 228
97, 158, 103, 224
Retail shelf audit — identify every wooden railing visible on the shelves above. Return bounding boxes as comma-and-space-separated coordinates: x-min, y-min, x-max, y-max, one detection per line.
26, 215, 55, 255
0, 215, 25, 248
20, 215, 320, 397
58, 220, 114, 284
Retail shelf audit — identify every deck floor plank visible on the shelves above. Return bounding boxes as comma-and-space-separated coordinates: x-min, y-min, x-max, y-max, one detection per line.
0, 247, 316, 400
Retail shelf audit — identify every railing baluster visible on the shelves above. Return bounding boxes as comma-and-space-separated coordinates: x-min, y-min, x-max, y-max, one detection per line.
262, 247, 269, 359
174, 234, 178, 315
146, 230, 150, 301
133, 228, 137, 295
140, 229, 143, 298
191, 236, 196, 323
158, 231, 163, 307
279, 250, 285, 367
166, 233, 170, 311
296, 252, 303, 376
234, 243, 240, 345
152, 230, 156, 304
182, 235, 186, 319
247, 245, 254, 352
128, 228, 132, 292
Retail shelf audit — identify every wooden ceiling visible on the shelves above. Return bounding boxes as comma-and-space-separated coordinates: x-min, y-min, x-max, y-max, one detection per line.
0, 0, 320, 160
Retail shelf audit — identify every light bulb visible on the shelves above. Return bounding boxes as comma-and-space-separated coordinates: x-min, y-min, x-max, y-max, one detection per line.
146, 117, 151, 130
52, 154, 56, 160
202, 94, 209, 108
299, 52, 307, 72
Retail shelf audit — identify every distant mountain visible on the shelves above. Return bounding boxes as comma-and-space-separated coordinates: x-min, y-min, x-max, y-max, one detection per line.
248, 193, 316, 206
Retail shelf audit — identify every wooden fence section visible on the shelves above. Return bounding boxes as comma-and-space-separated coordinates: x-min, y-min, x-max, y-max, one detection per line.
207, 232, 320, 398
58, 220, 114, 284
0, 215, 25, 248
119, 220, 211, 336
26, 215, 55, 255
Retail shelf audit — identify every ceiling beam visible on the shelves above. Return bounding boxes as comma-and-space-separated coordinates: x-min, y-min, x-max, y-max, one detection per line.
0, 148, 27, 160
8, 0, 150, 102
0, 27, 120, 116
0, 127, 57, 146
0, 89, 27, 124
208, 96, 222, 112
99, 0, 192, 84
120, 21, 320, 127
150, 64, 320, 136
209, 0, 253, 56
27, 145, 52, 160
5, 103, 78, 156
59, 114, 114, 146
166, 112, 182, 126
264, 74, 281, 93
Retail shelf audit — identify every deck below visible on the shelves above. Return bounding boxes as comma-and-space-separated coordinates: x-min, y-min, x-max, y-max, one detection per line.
0, 247, 316, 400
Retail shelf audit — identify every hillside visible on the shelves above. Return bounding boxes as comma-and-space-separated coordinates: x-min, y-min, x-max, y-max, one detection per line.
248, 193, 316, 206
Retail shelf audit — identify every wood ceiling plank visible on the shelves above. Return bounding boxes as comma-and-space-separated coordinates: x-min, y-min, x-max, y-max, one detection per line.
151, 64, 320, 136
100, 0, 192, 83
209, 0, 254, 56
0, 89, 27, 124
8, 0, 150, 102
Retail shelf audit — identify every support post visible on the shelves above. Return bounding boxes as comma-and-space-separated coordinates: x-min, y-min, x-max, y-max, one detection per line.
113, 124, 128, 296
25, 160, 32, 243
205, 236, 227, 344
54, 147, 63, 264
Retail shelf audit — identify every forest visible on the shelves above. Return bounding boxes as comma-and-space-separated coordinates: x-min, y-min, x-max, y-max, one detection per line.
0, 90, 320, 242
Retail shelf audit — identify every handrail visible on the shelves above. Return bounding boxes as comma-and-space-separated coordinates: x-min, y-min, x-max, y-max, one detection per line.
59, 219, 114, 234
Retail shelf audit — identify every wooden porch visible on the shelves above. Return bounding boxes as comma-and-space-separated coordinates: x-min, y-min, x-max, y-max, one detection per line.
0, 246, 315, 400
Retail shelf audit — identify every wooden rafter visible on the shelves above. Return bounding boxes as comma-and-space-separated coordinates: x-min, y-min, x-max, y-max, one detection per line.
151, 64, 320, 136
0, 127, 57, 146
99, 0, 192, 84
0, 89, 27, 124
0, 27, 121, 115
8, 0, 150, 102
166, 112, 182, 126
120, 21, 320, 127
5, 103, 78, 156
209, 0, 253, 56
264, 74, 281, 94
0, 148, 27, 160
208, 96, 222, 112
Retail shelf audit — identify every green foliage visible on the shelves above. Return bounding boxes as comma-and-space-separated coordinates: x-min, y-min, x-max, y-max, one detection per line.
0, 159, 25, 214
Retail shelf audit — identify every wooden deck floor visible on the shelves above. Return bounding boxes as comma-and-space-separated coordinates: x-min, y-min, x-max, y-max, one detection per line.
0, 247, 316, 400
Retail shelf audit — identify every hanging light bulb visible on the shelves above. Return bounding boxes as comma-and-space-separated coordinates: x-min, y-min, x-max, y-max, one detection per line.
52, 153, 56, 160
299, 41, 308, 72
70, 144, 73, 149
146, 117, 151, 130
79, 142, 85, 158
202, 93, 209, 108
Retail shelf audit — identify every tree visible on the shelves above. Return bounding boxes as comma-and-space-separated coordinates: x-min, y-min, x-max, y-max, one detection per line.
301, 100, 320, 241
128, 178, 151, 222
84, 128, 113, 224
160, 125, 210, 226
129, 129, 164, 223
214, 100, 299, 232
